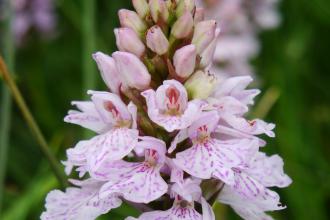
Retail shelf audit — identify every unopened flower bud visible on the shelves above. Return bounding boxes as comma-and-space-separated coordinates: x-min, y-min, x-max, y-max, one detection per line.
192, 20, 216, 54
146, 25, 169, 55
132, 0, 149, 18
176, 0, 195, 17
184, 70, 217, 99
118, 9, 147, 34
194, 7, 205, 24
173, 44, 196, 78
92, 52, 122, 94
114, 28, 145, 57
171, 11, 193, 39
199, 28, 220, 68
113, 51, 151, 91
149, 0, 169, 23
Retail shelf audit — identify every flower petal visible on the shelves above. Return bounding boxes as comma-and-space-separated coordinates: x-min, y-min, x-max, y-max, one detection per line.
213, 76, 260, 105
142, 89, 202, 132
201, 197, 215, 220
246, 152, 292, 188
41, 181, 121, 220
88, 90, 132, 124
85, 128, 138, 172
129, 205, 202, 220
174, 138, 258, 184
64, 101, 108, 133
232, 171, 286, 212
221, 114, 275, 137
215, 125, 267, 147
207, 96, 248, 116
219, 185, 276, 220
99, 160, 167, 203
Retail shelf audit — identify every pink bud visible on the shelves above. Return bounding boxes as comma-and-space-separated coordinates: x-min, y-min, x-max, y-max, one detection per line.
92, 52, 121, 94
192, 20, 217, 54
176, 0, 195, 17
200, 28, 220, 68
173, 44, 196, 78
118, 9, 147, 34
114, 28, 145, 57
149, 0, 169, 23
132, 0, 149, 18
194, 7, 205, 24
146, 25, 169, 55
112, 51, 151, 91
171, 11, 193, 39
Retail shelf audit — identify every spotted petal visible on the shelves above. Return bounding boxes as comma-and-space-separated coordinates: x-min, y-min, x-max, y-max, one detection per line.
86, 128, 138, 172
215, 125, 267, 147
88, 90, 133, 124
127, 204, 202, 220
41, 180, 121, 220
142, 80, 203, 132
245, 152, 292, 188
174, 138, 258, 184
99, 160, 167, 203
64, 101, 109, 133
207, 96, 248, 116
232, 171, 286, 212
219, 184, 284, 220
221, 114, 275, 137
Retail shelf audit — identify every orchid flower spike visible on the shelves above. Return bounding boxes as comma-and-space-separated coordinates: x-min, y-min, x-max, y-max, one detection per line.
42, 1, 291, 220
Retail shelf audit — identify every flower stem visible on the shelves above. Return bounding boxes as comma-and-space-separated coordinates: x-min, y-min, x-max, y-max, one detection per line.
82, 0, 96, 96
251, 86, 281, 119
0, 0, 14, 214
0, 56, 68, 188
82, 0, 97, 138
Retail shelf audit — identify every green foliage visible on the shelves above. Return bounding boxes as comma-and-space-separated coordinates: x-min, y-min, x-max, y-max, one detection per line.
0, 0, 329, 219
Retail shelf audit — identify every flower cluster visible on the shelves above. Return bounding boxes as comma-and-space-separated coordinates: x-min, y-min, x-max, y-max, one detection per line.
41, 1, 291, 220
196, 0, 281, 79
11, 0, 56, 45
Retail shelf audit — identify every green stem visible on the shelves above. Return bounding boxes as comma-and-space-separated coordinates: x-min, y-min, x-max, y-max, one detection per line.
0, 56, 68, 189
82, 0, 96, 96
251, 86, 281, 119
82, 0, 97, 138
0, 0, 14, 214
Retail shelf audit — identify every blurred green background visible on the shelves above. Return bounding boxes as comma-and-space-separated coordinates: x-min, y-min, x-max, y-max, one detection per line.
0, 0, 329, 219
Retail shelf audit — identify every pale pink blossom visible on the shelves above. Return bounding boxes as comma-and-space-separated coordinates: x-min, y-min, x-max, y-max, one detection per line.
173, 111, 259, 185
127, 175, 215, 220
173, 44, 197, 78
219, 185, 282, 220
114, 27, 145, 57
12, 0, 56, 45
112, 51, 151, 90
142, 80, 203, 132
192, 20, 217, 54
218, 152, 291, 220
41, 179, 121, 220
118, 9, 147, 34
92, 52, 122, 94
171, 11, 194, 39
146, 25, 169, 55
196, 0, 281, 79
64, 91, 138, 174
41, 1, 290, 219
96, 136, 168, 203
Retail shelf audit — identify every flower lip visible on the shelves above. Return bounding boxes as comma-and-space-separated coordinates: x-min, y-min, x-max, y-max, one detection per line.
188, 111, 220, 141
165, 86, 182, 115
136, 136, 167, 164
88, 90, 133, 127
